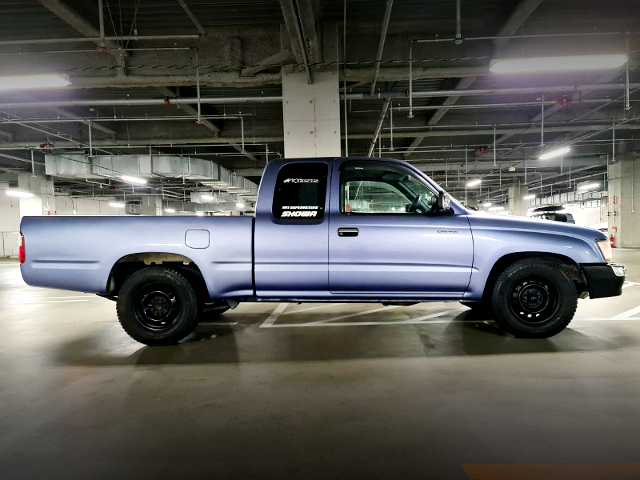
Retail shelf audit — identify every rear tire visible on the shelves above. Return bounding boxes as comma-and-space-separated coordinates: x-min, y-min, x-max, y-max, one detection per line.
116, 266, 200, 346
490, 259, 577, 338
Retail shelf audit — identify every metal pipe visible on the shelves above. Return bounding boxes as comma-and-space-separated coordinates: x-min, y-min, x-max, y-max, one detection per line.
540, 94, 545, 146
389, 102, 394, 151
0, 34, 201, 46
343, 0, 348, 156
408, 41, 414, 118
1, 83, 638, 110
367, 99, 391, 157
369, 0, 394, 95
195, 49, 201, 124
415, 30, 640, 44
98, 0, 105, 47
625, 37, 631, 111
455, 0, 462, 43
0, 115, 246, 125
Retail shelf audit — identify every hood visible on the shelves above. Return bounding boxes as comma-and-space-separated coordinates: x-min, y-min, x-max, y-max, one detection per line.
465, 210, 607, 241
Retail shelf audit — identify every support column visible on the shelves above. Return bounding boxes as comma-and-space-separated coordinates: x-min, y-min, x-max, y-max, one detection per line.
508, 180, 529, 217
139, 196, 163, 216
607, 155, 640, 247
17, 174, 55, 217
282, 70, 341, 158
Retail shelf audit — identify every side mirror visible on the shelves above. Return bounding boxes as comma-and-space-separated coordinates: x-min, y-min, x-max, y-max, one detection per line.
436, 192, 453, 215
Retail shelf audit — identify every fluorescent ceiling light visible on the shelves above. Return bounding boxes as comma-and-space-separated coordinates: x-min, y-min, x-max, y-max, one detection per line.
121, 175, 147, 185
195, 211, 205, 216
523, 194, 536, 200
467, 179, 481, 187
6, 189, 34, 198
539, 146, 571, 160
236, 202, 245, 208
164, 208, 175, 213
109, 202, 125, 208
579, 183, 599, 191
201, 194, 214, 201
489, 206, 505, 211
483, 202, 492, 207
490, 54, 627, 74
0, 74, 71, 91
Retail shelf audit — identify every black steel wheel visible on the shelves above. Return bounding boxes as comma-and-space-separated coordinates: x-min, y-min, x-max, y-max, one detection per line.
491, 259, 577, 338
117, 267, 199, 346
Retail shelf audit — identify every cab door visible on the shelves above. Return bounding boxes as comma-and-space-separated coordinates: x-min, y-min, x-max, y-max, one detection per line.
254, 161, 331, 297
328, 160, 472, 298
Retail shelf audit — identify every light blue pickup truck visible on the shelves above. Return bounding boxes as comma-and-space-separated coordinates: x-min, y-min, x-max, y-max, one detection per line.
20, 157, 625, 345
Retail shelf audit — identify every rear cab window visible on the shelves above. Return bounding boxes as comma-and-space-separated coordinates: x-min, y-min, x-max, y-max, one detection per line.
272, 163, 328, 220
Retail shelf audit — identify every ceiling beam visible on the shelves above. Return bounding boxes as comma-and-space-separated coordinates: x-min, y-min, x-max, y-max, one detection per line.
241, 48, 294, 76
177, 0, 207, 36
416, 0, 545, 142
37, 0, 124, 65
279, 0, 320, 83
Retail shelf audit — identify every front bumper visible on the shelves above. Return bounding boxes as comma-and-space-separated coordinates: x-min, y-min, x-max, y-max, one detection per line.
581, 263, 626, 299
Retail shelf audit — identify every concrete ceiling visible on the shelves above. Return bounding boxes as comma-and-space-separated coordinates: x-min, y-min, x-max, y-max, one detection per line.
0, 0, 639, 206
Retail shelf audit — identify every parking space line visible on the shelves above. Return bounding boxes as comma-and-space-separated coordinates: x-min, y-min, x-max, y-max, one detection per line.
259, 303, 289, 328
282, 303, 346, 315
398, 308, 466, 323
610, 304, 640, 320
10, 299, 91, 304
305, 305, 403, 325
622, 281, 639, 289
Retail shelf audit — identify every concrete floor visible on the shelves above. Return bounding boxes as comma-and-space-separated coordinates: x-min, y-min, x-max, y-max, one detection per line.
1, 250, 640, 480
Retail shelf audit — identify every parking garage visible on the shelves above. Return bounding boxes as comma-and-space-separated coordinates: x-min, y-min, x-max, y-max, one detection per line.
1, 1, 640, 479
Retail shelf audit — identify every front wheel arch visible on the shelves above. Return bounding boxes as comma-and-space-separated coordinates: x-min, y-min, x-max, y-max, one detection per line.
483, 252, 587, 303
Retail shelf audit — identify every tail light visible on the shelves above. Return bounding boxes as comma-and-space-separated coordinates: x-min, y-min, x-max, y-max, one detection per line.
19, 232, 25, 264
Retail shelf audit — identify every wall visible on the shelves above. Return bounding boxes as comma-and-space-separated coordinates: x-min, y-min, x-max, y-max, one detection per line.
0, 184, 21, 257
607, 155, 640, 247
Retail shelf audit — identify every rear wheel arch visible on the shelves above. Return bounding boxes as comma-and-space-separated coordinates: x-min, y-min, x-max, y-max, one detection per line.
107, 252, 210, 303
483, 252, 587, 302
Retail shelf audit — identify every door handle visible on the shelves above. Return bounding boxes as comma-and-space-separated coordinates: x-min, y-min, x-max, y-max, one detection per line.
338, 228, 359, 237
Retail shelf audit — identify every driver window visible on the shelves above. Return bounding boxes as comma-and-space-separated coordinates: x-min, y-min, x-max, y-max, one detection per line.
340, 162, 437, 214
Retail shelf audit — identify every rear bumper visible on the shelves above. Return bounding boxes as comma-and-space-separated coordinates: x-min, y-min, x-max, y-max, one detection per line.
581, 263, 626, 299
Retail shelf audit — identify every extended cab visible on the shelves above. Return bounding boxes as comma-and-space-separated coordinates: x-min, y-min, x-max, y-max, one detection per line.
20, 157, 626, 345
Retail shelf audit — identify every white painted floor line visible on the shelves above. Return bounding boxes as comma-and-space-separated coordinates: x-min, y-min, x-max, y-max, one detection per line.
266, 319, 479, 328
11, 295, 94, 300
305, 305, 403, 325
398, 308, 466, 323
610, 304, 640, 320
259, 303, 289, 328
10, 299, 91, 304
198, 321, 239, 326
282, 303, 346, 315
622, 282, 639, 289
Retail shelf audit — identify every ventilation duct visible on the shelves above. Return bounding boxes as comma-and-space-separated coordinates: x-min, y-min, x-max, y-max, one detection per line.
44, 153, 258, 195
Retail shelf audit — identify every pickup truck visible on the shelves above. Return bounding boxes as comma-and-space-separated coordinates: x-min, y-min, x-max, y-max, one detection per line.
20, 157, 626, 346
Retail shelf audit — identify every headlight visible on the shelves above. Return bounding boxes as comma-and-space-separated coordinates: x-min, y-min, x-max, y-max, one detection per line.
596, 238, 613, 262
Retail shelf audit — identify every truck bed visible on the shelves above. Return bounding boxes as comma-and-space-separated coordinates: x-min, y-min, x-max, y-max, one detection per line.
20, 215, 254, 299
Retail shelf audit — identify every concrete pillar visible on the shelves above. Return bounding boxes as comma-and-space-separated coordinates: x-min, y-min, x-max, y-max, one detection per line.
508, 181, 529, 217
139, 196, 163, 216
282, 70, 341, 158
607, 155, 640, 247
17, 174, 55, 217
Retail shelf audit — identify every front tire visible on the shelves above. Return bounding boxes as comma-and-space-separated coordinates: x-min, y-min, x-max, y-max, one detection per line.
491, 259, 577, 338
116, 267, 200, 346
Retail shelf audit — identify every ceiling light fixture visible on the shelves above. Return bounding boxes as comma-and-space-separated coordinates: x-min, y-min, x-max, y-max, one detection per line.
195, 211, 205, 216
490, 54, 627, 74
483, 202, 492, 207
0, 74, 71, 91
467, 179, 481, 187
523, 194, 536, 200
121, 175, 147, 185
539, 146, 571, 160
201, 194, 214, 202
6, 189, 34, 198
164, 208, 175, 213
236, 202, 245, 208
488, 206, 505, 212
109, 202, 125, 208
579, 183, 600, 191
